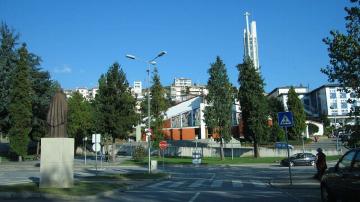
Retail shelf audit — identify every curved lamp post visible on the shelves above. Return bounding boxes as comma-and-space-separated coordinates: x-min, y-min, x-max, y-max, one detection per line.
126, 51, 167, 173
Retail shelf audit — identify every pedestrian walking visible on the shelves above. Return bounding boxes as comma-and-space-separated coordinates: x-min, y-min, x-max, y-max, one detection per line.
314, 148, 327, 180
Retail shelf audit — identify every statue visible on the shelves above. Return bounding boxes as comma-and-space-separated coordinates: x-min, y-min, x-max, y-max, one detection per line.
47, 89, 68, 137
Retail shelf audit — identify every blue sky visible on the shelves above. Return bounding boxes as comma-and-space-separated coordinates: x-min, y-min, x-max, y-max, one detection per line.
0, 0, 351, 92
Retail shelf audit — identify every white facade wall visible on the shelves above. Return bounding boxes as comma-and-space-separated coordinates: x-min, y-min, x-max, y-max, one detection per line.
76, 88, 89, 99
268, 87, 308, 111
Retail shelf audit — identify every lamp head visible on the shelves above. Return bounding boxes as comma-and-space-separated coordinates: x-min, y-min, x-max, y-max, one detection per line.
157, 51, 167, 57
125, 54, 136, 60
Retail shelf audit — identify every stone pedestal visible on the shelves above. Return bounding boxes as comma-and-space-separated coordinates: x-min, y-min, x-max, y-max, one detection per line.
40, 138, 74, 188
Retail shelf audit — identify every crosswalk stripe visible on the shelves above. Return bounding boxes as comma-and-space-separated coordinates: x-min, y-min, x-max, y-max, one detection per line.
147, 180, 172, 188
169, 181, 186, 188
189, 179, 206, 188
250, 180, 266, 187
232, 180, 243, 188
210, 180, 223, 188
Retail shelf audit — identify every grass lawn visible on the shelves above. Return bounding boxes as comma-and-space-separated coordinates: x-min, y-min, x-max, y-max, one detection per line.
0, 173, 167, 196
123, 155, 343, 166
124, 156, 285, 165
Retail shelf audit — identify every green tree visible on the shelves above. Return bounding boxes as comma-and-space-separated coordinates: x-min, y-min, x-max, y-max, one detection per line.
267, 97, 285, 142
8, 44, 33, 161
237, 57, 268, 158
308, 123, 319, 135
95, 63, 138, 161
287, 87, 306, 140
0, 23, 18, 136
67, 91, 94, 152
28, 52, 53, 157
204, 56, 233, 160
149, 67, 168, 149
322, 0, 360, 147
320, 113, 331, 128
322, 0, 360, 98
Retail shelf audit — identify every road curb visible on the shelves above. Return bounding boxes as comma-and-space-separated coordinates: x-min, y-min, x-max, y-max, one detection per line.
269, 179, 320, 189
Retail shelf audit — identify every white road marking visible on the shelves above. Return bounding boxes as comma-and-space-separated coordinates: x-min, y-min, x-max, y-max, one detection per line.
147, 180, 172, 188
189, 192, 200, 202
251, 180, 266, 187
189, 179, 206, 188
210, 180, 223, 188
232, 180, 243, 188
169, 181, 186, 188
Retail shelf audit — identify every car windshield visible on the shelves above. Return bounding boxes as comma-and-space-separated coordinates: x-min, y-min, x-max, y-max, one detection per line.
291, 154, 302, 158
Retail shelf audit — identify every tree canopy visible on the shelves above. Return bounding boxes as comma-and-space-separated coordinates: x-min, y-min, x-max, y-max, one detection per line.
95, 62, 138, 161
322, 0, 359, 97
8, 44, 32, 161
149, 67, 168, 147
204, 56, 233, 160
67, 91, 94, 149
286, 87, 307, 140
0, 23, 18, 135
237, 57, 269, 158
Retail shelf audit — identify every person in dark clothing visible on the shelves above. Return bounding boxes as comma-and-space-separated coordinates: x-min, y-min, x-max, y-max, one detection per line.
315, 148, 327, 180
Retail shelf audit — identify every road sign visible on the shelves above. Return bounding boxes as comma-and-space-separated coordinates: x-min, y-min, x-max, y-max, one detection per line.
278, 112, 294, 127
159, 141, 168, 150
92, 134, 101, 143
92, 143, 101, 152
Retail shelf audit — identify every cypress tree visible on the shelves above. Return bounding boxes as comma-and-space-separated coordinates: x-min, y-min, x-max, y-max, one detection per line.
8, 44, 33, 161
95, 63, 137, 161
149, 67, 168, 149
287, 87, 306, 140
0, 23, 18, 136
204, 56, 233, 160
67, 91, 94, 151
237, 57, 268, 158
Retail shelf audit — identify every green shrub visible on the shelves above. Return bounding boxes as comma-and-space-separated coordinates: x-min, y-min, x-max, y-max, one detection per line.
132, 146, 146, 162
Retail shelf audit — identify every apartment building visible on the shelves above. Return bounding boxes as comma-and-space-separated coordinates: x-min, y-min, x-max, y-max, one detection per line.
268, 84, 360, 127
170, 78, 207, 103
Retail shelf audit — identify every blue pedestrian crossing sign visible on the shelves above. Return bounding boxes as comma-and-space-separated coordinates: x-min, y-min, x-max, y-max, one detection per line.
278, 112, 294, 127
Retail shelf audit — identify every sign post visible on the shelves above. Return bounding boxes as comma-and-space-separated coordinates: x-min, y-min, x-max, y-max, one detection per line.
278, 112, 294, 185
92, 134, 101, 173
159, 141, 168, 170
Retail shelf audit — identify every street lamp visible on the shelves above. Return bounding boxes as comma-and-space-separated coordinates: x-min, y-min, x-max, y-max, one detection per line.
126, 51, 167, 173
329, 106, 340, 151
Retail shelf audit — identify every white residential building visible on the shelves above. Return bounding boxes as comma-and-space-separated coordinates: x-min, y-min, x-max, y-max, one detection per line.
76, 87, 90, 99
170, 78, 207, 103
268, 84, 360, 127
307, 84, 360, 126
268, 86, 309, 112
132, 81, 143, 100
243, 12, 260, 70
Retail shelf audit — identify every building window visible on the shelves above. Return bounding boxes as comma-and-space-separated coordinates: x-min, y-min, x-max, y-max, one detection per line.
341, 100, 348, 109
330, 102, 337, 109
330, 92, 336, 99
340, 92, 347, 99
350, 92, 356, 98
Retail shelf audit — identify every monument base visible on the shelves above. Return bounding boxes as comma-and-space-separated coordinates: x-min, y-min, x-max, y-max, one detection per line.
40, 138, 74, 188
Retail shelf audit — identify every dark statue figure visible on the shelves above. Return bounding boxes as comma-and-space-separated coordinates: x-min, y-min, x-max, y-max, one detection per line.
47, 89, 68, 137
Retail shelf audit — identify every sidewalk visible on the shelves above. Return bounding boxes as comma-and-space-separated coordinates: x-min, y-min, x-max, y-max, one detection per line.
0, 178, 159, 201
0, 156, 167, 200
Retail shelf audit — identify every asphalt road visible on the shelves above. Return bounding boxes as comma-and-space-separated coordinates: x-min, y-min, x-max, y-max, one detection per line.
1, 160, 329, 202
94, 164, 321, 202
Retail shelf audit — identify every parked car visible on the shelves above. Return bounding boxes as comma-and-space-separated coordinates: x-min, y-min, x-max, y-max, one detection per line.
275, 142, 294, 149
280, 153, 316, 167
320, 148, 360, 202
